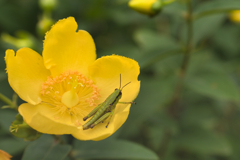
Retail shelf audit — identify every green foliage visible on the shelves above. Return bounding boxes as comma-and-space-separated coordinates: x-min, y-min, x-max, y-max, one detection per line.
1, 0, 240, 160
73, 139, 159, 159
174, 127, 231, 155
0, 137, 29, 155
186, 52, 240, 101
22, 135, 71, 160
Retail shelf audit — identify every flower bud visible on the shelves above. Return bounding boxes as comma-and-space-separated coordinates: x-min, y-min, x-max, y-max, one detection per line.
10, 114, 42, 141
128, 0, 162, 16
37, 14, 54, 36
39, 0, 57, 12
0, 150, 12, 160
229, 10, 240, 23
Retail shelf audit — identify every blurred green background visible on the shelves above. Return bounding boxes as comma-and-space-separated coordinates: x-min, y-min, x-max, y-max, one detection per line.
1, 0, 240, 160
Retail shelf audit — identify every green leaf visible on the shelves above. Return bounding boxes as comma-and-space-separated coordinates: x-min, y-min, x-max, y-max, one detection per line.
73, 139, 159, 160
121, 74, 177, 138
228, 136, 240, 160
0, 137, 29, 155
181, 14, 225, 45
0, 109, 17, 131
186, 70, 240, 101
186, 52, 240, 101
174, 127, 232, 155
180, 104, 217, 129
134, 29, 179, 51
0, 71, 7, 82
194, 0, 240, 19
192, 14, 225, 45
147, 111, 179, 151
148, 126, 165, 151
211, 25, 240, 57
22, 135, 71, 160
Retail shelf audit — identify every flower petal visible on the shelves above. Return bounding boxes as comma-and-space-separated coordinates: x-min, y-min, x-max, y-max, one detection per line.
19, 103, 80, 134
73, 55, 140, 141
89, 55, 140, 104
43, 17, 96, 77
0, 150, 12, 160
5, 48, 50, 105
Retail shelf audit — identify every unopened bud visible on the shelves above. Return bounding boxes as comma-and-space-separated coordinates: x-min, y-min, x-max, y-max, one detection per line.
10, 114, 42, 141
129, 0, 160, 16
128, 0, 175, 17
37, 14, 54, 36
229, 10, 240, 23
39, 0, 57, 12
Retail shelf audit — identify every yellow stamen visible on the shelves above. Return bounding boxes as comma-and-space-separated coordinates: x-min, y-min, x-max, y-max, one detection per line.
40, 71, 100, 126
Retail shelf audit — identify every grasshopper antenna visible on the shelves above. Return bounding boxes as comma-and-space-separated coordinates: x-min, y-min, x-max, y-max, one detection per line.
119, 74, 131, 91
121, 81, 131, 91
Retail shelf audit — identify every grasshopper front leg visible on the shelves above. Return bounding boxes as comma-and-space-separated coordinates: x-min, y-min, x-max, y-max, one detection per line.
118, 102, 136, 104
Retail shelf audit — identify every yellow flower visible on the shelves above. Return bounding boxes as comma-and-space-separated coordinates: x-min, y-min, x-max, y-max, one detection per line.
229, 10, 240, 23
128, 0, 162, 16
0, 150, 12, 160
5, 17, 140, 141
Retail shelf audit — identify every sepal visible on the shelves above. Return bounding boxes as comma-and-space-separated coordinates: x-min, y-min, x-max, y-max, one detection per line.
10, 114, 42, 141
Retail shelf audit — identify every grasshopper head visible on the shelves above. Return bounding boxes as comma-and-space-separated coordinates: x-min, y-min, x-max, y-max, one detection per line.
114, 88, 122, 95
115, 88, 122, 101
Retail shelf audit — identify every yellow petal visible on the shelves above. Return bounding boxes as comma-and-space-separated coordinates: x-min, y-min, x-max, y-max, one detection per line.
5, 48, 50, 105
89, 55, 140, 103
73, 55, 140, 141
19, 103, 80, 134
0, 150, 12, 160
43, 17, 96, 77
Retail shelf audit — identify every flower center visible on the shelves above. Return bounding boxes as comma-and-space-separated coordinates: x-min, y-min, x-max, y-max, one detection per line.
40, 71, 100, 126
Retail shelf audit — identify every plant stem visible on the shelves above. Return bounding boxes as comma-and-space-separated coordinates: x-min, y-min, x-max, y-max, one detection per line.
0, 93, 17, 110
53, 135, 66, 144
141, 49, 183, 70
181, 1, 193, 79
193, 9, 235, 20
160, 1, 193, 158
53, 135, 76, 160
170, 0, 193, 117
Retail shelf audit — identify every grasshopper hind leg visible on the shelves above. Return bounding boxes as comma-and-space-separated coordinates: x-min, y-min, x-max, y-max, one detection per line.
90, 112, 111, 129
83, 103, 102, 121
105, 109, 115, 128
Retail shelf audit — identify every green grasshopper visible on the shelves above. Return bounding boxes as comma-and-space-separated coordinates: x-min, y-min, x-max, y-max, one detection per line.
82, 75, 135, 130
